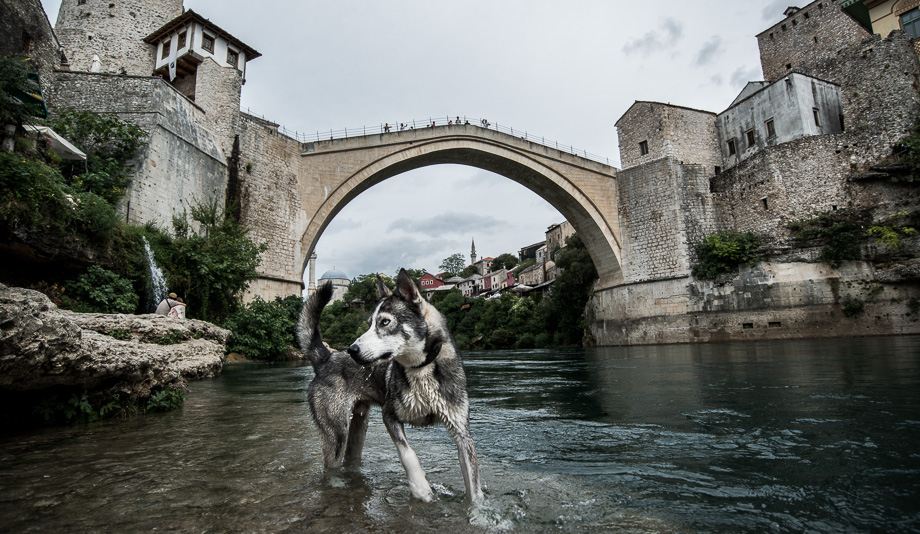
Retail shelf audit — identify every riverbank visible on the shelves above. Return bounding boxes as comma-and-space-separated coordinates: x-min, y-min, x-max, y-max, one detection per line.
0, 284, 228, 425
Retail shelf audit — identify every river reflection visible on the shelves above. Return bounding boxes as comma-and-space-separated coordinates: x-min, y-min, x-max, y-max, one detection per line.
0, 337, 918, 533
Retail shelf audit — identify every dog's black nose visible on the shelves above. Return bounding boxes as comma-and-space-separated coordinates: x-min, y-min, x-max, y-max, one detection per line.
347, 344, 360, 357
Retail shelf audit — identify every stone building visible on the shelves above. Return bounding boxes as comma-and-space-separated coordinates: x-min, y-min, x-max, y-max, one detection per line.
842, 0, 920, 54
615, 101, 721, 173
545, 221, 576, 260
716, 72, 844, 170
318, 269, 350, 304
757, 0, 869, 82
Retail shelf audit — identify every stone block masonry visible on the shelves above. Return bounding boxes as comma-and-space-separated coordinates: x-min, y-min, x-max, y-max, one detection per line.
616, 102, 720, 172
47, 71, 228, 229
757, 0, 869, 82
616, 157, 716, 283
236, 113, 309, 298
53, 0, 183, 75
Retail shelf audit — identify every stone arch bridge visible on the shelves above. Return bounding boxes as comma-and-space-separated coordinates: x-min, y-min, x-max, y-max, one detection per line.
242, 123, 622, 298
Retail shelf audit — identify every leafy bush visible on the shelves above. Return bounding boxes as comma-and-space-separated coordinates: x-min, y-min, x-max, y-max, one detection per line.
225, 295, 301, 360
842, 295, 865, 317
0, 55, 45, 123
156, 199, 267, 323
146, 388, 187, 412
63, 266, 139, 314
867, 211, 917, 250
789, 210, 869, 266
692, 230, 761, 279
50, 108, 147, 204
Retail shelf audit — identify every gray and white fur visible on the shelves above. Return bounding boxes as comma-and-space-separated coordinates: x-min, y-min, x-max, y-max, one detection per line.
297, 269, 483, 503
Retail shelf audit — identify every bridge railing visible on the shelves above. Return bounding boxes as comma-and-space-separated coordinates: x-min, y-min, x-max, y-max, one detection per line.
241, 110, 618, 167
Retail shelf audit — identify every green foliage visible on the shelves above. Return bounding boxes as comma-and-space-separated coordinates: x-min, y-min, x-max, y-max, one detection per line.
867, 211, 917, 250
50, 108, 147, 204
225, 295, 302, 360
692, 230, 761, 279
0, 55, 44, 123
492, 253, 519, 271
155, 330, 188, 345
62, 266, 139, 314
842, 295, 865, 317
106, 329, 131, 340
538, 234, 599, 346
320, 300, 370, 350
0, 150, 72, 226
439, 253, 467, 277
789, 210, 869, 267
146, 388, 187, 413
156, 199, 267, 323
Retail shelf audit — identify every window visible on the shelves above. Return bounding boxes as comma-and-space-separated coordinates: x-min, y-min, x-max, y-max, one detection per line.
839, 114, 845, 130
77, 0, 86, 4
745, 129, 756, 147
792, 18, 798, 26
178, 31, 187, 49
727, 138, 737, 156
813, 108, 821, 127
786, 63, 793, 70
761, 197, 769, 210
770, 33, 774, 40
901, 8, 920, 39
715, 166, 722, 175
21, 31, 32, 54
804, 11, 810, 19
639, 140, 649, 156
201, 33, 214, 53
781, 24, 787, 31
227, 48, 239, 68
765, 118, 776, 138
161, 40, 170, 59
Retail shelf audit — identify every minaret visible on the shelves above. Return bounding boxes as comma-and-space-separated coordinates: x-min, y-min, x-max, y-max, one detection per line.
471, 238, 477, 267
308, 252, 317, 294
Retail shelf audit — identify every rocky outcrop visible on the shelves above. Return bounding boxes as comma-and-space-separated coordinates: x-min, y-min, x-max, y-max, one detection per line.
0, 284, 228, 403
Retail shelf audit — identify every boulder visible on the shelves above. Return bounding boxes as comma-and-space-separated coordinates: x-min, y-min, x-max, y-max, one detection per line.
0, 284, 228, 403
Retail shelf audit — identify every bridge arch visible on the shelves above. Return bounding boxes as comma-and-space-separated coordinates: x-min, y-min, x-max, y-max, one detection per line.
298, 132, 623, 288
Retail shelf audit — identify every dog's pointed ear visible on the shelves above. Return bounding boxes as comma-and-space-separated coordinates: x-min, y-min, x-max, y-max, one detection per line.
395, 269, 422, 304
375, 274, 392, 299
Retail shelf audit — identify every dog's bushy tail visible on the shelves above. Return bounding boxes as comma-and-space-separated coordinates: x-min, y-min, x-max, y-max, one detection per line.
297, 281, 334, 367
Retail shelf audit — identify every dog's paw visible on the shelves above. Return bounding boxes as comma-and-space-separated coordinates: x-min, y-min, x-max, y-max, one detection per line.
409, 482, 435, 502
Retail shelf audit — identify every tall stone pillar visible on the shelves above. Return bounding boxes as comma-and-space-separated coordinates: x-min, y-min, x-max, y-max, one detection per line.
308, 252, 317, 294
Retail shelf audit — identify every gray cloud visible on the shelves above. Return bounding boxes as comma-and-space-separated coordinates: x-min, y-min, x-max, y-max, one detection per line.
695, 36, 723, 66
386, 211, 506, 235
761, 0, 788, 21
730, 65, 762, 87
623, 17, 684, 56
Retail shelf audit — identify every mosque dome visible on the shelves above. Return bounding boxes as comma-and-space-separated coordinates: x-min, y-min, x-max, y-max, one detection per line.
319, 269, 349, 281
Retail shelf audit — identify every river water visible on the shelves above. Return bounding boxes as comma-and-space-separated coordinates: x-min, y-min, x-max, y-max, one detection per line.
1, 336, 919, 533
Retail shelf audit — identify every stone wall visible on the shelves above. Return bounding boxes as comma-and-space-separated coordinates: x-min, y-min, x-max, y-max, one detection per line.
711, 30, 920, 240
47, 71, 228, 229
616, 157, 716, 283
716, 73, 843, 170
0, 0, 59, 83
757, 0, 869, 82
237, 113, 307, 298
54, 0, 182, 75
194, 58, 242, 157
590, 261, 920, 345
616, 102, 720, 171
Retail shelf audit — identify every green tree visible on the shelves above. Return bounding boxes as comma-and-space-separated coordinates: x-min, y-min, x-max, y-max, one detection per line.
543, 233, 598, 346
492, 253, 519, 271
50, 108, 147, 204
225, 295, 302, 360
439, 253, 467, 277
156, 199, 266, 323
691, 230, 761, 279
788, 210, 868, 267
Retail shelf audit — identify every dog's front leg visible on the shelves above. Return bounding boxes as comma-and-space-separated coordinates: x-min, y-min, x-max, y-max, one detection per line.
383, 412, 434, 502
453, 430, 483, 503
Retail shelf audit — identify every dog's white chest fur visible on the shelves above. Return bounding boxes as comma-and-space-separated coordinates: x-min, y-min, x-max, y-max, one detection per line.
397, 367, 449, 423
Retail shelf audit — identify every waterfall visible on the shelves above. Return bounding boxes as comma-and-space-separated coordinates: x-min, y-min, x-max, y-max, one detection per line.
143, 236, 168, 312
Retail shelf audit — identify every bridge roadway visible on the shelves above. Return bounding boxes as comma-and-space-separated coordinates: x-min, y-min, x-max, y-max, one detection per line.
246, 122, 622, 297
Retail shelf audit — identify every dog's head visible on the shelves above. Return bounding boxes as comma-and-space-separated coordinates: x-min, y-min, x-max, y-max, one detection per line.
347, 269, 434, 368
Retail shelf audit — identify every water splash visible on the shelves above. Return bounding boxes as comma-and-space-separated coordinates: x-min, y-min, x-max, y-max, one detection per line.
143, 236, 168, 312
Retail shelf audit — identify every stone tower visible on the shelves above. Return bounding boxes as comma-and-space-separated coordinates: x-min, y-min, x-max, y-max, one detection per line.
470, 238, 477, 266
54, 0, 183, 75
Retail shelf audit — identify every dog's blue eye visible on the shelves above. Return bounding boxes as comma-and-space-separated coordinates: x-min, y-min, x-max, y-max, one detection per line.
380, 319, 391, 327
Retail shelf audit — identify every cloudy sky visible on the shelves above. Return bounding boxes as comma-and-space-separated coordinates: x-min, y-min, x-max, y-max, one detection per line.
41, 0, 791, 284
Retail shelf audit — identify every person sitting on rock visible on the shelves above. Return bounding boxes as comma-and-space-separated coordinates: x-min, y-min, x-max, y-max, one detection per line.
156, 292, 186, 318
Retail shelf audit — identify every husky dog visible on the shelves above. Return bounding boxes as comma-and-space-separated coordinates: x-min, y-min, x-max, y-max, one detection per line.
298, 269, 483, 503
